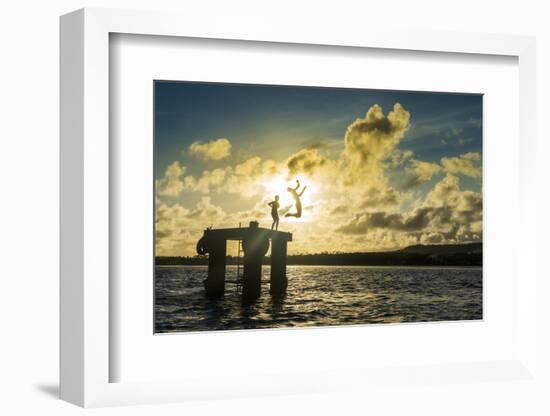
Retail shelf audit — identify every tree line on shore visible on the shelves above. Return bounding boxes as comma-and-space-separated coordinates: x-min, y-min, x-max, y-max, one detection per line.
156, 243, 482, 267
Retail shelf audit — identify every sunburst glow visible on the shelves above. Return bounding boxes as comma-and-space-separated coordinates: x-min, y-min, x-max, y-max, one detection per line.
263, 174, 292, 206
263, 175, 316, 221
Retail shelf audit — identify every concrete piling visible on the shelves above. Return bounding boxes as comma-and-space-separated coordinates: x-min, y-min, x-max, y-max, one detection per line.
270, 234, 288, 298
197, 222, 292, 302
204, 239, 226, 297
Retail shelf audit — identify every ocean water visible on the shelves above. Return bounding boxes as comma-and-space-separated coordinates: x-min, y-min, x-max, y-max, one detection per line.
155, 265, 482, 333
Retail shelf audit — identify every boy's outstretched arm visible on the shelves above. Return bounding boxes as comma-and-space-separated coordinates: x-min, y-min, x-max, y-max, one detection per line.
299, 186, 307, 197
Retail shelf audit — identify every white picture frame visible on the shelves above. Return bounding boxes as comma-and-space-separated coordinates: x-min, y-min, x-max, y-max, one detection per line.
60, 7, 537, 408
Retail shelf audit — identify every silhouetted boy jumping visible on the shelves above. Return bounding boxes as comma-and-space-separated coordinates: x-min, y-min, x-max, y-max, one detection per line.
285, 180, 307, 218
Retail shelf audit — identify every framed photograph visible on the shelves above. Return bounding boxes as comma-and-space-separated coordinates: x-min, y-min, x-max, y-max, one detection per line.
60, 8, 538, 408
153, 80, 483, 333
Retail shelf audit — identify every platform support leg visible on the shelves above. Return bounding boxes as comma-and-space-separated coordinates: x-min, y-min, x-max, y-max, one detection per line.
204, 239, 226, 297
242, 252, 262, 303
270, 236, 288, 298
242, 236, 269, 303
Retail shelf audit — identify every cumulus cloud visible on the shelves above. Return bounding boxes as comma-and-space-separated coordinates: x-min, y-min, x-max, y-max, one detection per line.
193, 168, 229, 194
189, 137, 232, 161
359, 184, 401, 209
342, 103, 410, 185
425, 174, 482, 228
286, 148, 327, 176
157, 155, 285, 199
441, 152, 482, 179
186, 196, 227, 220
155, 197, 229, 255
223, 157, 284, 197
410, 160, 441, 182
388, 149, 414, 168
425, 173, 462, 205
235, 156, 262, 176
336, 173, 482, 245
403, 159, 442, 189
156, 161, 189, 197
335, 208, 436, 235
155, 202, 193, 254
330, 205, 349, 215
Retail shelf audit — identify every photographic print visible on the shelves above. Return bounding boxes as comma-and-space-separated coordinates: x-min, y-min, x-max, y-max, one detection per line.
154, 81, 482, 333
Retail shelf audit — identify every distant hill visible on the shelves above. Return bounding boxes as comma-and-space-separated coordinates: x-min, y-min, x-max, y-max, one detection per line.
397, 242, 482, 255
156, 242, 482, 267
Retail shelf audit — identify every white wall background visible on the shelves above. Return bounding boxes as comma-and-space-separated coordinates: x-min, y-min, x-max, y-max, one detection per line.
0, 1, 548, 415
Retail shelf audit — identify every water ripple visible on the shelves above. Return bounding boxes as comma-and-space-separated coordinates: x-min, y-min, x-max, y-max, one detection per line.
155, 265, 482, 333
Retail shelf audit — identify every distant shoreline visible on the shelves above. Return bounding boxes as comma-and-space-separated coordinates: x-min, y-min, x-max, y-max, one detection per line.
156, 242, 482, 267
156, 264, 482, 269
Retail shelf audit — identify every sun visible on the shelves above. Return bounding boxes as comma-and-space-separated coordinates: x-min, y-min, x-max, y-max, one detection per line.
264, 175, 292, 206
263, 174, 317, 221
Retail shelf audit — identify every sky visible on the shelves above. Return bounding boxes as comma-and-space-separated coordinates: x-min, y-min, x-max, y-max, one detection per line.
155, 81, 482, 256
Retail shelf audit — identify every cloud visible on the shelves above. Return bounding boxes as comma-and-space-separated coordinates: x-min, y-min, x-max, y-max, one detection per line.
342, 103, 410, 185
261, 159, 280, 176
463, 152, 480, 161
330, 205, 349, 215
193, 168, 229, 193
155, 202, 193, 255
388, 149, 414, 168
425, 173, 461, 205
156, 161, 188, 197
420, 232, 445, 244
157, 155, 285, 199
403, 159, 442, 189
223, 157, 280, 197
155, 197, 229, 256
359, 184, 401, 209
235, 156, 262, 176
232, 197, 274, 223
441, 152, 482, 179
335, 208, 436, 235
410, 160, 442, 182
336, 174, 482, 245
424, 174, 482, 228
186, 196, 227, 220
286, 148, 327, 176
320, 103, 412, 219
189, 138, 232, 161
